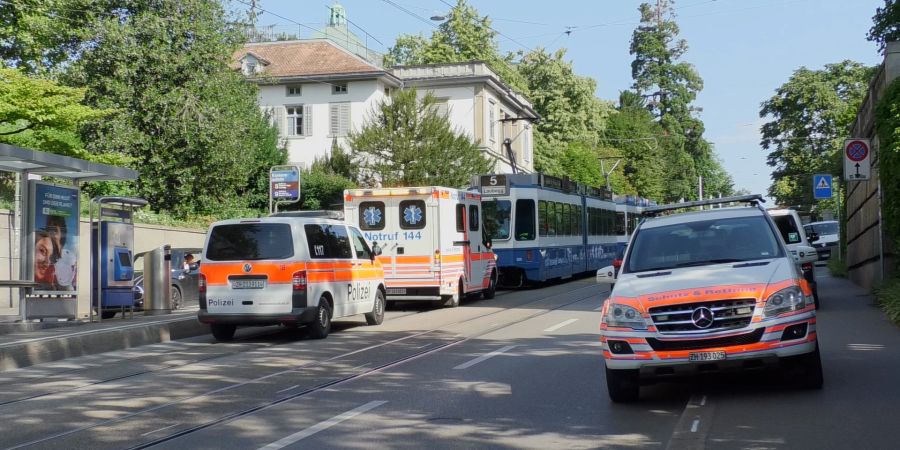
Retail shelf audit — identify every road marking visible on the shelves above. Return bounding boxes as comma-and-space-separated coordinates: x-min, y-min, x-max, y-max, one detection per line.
350, 363, 371, 371
690, 419, 700, 433
666, 393, 715, 450
544, 318, 578, 333
257, 401, 387, 450
141, 423, 180, 437
276, 385, 300, 394
416, 343, 433, 350
454, 345, 518, 370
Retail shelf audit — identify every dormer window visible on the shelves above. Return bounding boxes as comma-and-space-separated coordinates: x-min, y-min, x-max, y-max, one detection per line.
243, 61, 257, 75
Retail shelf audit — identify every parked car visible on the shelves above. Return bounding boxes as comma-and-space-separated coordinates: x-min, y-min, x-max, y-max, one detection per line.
804, 220, 839, 261
769, 209, 821, 308
133, 247, 202, 310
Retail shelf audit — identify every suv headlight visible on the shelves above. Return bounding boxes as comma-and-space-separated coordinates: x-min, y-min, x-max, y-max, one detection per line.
605, 303, 646, 329
764, 286, 809, 317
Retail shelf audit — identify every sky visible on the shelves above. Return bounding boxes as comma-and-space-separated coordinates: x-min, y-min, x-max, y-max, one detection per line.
248, 0, 884, 202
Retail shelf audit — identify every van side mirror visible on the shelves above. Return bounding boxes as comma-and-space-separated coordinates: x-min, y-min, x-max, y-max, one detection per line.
807, 232, 819, 243
372, 242, 382, 256
596, 265, 616, 284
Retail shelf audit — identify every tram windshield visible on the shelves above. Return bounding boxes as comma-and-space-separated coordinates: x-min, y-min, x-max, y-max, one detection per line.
483, 200, 511, 240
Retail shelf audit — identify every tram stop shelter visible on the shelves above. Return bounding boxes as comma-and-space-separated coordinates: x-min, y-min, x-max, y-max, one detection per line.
0, 143, 138, 322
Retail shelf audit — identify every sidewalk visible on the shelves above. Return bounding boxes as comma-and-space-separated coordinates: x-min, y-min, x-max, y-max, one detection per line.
0, 308, 209, 371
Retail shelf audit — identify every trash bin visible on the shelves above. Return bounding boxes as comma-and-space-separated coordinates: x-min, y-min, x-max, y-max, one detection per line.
143, 245, 172, 315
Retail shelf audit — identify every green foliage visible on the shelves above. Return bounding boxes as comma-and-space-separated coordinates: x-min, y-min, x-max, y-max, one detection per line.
386, 0, 528, 93
760, 61, 874, 206
62, 0, 285, 218
559, 142, 633, 194
604, 93, 667, 201
517, 48, 611, 174
348, 89, 490, 188
312, 138, 355, 180
0, 67, 116, 158
874, 276, 900, 326
297, 168, 356, 211
827, 255, 848, 278
875, 77, 900, 249
628, 1, 731, 202
868, 0, 900, 53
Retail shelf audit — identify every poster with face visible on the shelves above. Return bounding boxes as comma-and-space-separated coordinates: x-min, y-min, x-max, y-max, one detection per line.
30, 182, 79, 294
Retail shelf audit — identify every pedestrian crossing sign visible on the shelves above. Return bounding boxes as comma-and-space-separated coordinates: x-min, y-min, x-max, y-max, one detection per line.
813, 174, 833, 199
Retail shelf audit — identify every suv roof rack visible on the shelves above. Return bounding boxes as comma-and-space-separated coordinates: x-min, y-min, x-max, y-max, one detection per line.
270, 210, 344, 220
641, 194, 765, 217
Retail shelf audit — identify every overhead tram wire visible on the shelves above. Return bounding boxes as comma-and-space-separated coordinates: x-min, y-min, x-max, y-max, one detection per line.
380, 0, 440, 28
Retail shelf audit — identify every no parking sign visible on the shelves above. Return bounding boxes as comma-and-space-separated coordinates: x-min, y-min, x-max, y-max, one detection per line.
844, 139, 871, 181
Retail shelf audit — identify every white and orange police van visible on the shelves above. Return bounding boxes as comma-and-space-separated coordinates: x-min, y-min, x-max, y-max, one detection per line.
344, 187, 497, 307
595, 195, 822, 402
198, 212, 386, 341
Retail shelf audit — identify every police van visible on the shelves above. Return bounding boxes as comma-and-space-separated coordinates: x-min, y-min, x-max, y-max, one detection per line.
198, 212, 386, 341
344, 187, 497, 307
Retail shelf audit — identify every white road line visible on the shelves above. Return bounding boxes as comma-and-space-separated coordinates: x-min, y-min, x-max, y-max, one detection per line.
416, 343, 433, 350
453, 345, 518, 370
140, 423, 179, 437
690, 419, 700, 433
350, 363, 371, 371
544, 318, 579, 333
257, 401, 387, 450
276, 385, 300, 394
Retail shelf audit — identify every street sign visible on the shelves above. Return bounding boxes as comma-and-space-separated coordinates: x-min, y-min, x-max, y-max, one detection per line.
813, 174, 833, 200
269, 165, 301, 213
844, 139, 871, 181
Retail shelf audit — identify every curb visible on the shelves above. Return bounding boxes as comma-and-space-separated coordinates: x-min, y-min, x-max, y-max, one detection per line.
0, 317, 210, 372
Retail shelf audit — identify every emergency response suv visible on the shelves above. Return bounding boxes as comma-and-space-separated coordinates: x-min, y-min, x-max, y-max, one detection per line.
198, 212, 386, 341
596, 195, 822, 402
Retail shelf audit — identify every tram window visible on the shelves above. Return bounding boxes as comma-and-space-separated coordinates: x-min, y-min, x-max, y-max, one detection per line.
483, 200, 511, 240
456, 204, 466, 232
561, 203, 569, 236
615, 211, 626, 235
565, 203, 573, 236
469, 205, 480, 231
539, 200, 548, 236
515, 199, 535, 241
575, 205, 583, 235
551, 202, 560, 237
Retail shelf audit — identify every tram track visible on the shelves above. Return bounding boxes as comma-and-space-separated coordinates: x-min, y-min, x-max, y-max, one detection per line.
2, 281, 601, 450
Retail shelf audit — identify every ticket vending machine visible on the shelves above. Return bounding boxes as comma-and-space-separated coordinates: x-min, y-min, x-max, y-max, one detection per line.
90, 197, 147, 321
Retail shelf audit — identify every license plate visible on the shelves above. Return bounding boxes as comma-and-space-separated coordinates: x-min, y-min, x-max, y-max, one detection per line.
231, 279, 266, 289
689, 351, 726, 362
386, 288, 406, 295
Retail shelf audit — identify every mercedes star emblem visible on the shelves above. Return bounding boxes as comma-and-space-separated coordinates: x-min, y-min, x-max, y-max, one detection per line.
691, 306, 714, 329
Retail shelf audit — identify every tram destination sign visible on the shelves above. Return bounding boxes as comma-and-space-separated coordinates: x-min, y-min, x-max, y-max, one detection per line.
480, 175, 509, 196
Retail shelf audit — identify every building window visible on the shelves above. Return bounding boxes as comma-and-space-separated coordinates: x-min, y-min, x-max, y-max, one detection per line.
286, 85, 302, 96
333, 83, 348, 94
243, 62, 257, 75
286, 105, 312, 137
329, 102, 350, 137
488, 100, 496, 142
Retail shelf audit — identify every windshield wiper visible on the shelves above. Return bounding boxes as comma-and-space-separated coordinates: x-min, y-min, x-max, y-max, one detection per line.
674, 259, 744, 268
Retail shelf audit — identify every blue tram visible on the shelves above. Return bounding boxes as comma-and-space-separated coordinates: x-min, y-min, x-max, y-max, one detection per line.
473, 174, 653, 287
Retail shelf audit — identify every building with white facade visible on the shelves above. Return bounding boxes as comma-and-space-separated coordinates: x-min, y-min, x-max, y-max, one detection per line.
233, 4, 539, 174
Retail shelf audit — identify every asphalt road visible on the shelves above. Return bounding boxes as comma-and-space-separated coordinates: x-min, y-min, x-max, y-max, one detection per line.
0, 267, 898, 449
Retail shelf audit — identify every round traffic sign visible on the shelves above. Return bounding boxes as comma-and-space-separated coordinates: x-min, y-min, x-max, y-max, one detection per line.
846, 140, 869, 162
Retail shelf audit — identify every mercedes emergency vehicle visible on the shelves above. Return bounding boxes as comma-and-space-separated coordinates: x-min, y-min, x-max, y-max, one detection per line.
596, 195, 822, 402
344, 187, 497, 307
198, 212, 386, 341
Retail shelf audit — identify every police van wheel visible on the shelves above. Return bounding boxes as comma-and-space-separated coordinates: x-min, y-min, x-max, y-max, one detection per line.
482, 271, 497, 300
211, 324, 236, 341
365, 290, 385, 326
799, 344, 824, 389
308, 298, 332, 339
605, 367, 640, 403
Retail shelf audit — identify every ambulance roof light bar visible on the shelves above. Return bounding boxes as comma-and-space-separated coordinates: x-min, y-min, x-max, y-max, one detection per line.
641, 194, 765, 217
270, 210, 345, 220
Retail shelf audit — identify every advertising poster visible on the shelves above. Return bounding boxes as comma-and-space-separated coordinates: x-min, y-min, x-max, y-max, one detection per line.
30, 182, 80, 294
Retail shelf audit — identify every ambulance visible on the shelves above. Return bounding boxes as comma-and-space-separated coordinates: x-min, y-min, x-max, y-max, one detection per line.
344, 187, 498, 307
596, 195, 822, 402
198, 212, 386, 341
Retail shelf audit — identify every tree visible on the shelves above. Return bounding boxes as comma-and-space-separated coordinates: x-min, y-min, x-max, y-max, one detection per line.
63, 0, 286, 217
628, 1, 732, 201
868, 0, 900, 53
759, 61, 873, 206
386, 0, 527, 93
517, 48, 611, 174
559, 142, 634, 194
348, 89, 490, 188
0, 67, 117, 159
297, 168, 356, 211
603, 92, 667, 201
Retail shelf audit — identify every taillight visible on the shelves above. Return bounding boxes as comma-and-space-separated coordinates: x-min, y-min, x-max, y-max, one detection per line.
198, 273, 207, 293
801, 262, 813, 271
612, 258, 623, 269
292, 270, 307, 291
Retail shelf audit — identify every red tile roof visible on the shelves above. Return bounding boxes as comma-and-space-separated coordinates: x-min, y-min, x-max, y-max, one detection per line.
232, 40, 382, 78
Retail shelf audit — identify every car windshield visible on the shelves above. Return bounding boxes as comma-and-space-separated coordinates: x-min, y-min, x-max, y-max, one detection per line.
772, 214, 803, 244
624, 215, 784, 273
808, 222, 839, 235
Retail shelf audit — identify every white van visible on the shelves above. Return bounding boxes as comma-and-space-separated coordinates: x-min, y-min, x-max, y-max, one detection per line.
769, 209, 821, 307
198, 213, 386, 341
344, 187, 497, 307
